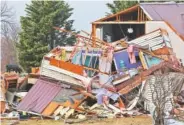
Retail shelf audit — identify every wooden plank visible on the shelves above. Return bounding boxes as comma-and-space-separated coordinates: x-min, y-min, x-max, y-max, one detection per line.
50, 58, 84, 75
118, 15, 120, 21
54, 27, 107, 47
118, 76, 147, 94
117, 61, 184, 94
92, 21, 145, 25
108, 104, 122, 114
28, 78, 38, 84
164, 21, 184, 41
92, 24, 96, 47
152, 47, 170, 55
94, 5, 139, 22
89, 103, 100, 110
139, 6, 152, 21
113, 75, 131, 85
79, 91, 96, 99
138, 6, 140, 22
118, 97, 125, 109
139, 51, 148, 69
53, 106, 64, 116
140, 49, 165, 60
65, 109, 75, 119
42, 102, 59, 116
60, 107, 70, 117
116, 15, 118, 21
83, 66, 110, 75
81, 30, 110, 46
140, 9, 142, 21
0, 101, 6, 114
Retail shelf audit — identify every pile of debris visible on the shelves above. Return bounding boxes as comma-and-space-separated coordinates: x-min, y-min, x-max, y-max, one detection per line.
1, 3, 184, 124
1, 27, 184, 123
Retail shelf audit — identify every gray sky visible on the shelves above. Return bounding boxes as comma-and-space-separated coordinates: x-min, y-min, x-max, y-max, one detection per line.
6, 0, 112, 32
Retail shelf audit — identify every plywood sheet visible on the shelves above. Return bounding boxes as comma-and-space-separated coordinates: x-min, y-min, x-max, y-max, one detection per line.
42, 102, 59, 116
50, 58, 83, 75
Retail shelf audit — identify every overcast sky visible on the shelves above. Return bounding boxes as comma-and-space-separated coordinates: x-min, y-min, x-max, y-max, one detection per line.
6, 0, 112, 32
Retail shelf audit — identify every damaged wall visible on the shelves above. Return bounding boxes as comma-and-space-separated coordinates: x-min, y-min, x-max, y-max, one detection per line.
145, 21, 184, 64
97, 24, 145, 42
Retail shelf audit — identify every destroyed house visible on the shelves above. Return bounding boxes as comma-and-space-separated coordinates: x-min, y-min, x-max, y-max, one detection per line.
13, 2, 184, 121
91, 3, 184, 63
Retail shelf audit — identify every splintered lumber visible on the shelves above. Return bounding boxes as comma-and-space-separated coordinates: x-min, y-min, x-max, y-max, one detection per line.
65, 109, 75, 119
79, 91, 96, 99
53, 106, 64, 116
83, 66, 110, 75
117, 61, 184, 94
50, 58, 84, 75
54, 27, 109, 48
42, 102, 59, 116
81, 30, 111, 47
60, 107, 70, 117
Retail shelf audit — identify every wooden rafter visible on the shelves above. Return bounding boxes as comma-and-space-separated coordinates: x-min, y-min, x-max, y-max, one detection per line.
117, 61, 184, 94
94, 5, 139, 22
92, 24, 96, 47
164, 21, 184, 41
92, 21, 145, 25
138, 6, 140, 21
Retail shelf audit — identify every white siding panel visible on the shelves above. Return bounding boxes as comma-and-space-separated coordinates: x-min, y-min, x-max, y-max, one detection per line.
146, 21, 184, 63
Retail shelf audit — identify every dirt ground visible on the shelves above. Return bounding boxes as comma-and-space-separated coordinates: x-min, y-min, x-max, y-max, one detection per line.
1, 116, 152, 125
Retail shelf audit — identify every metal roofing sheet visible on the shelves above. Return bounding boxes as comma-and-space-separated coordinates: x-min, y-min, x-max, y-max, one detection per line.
17, 79, 61, 113
140, 3, 184, 37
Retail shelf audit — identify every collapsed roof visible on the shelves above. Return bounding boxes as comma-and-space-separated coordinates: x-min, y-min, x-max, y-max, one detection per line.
93, 3, 184, 41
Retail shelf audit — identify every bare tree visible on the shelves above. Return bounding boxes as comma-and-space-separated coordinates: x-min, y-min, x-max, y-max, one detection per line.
1, 1, 16, 37
1, 1, 20, 72
150, 75, 172, 125
142, 72, 184, 125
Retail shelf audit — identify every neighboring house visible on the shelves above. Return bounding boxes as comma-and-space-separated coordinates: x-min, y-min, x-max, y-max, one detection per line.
91, 3, 184, 63
1, 37, 17, 73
